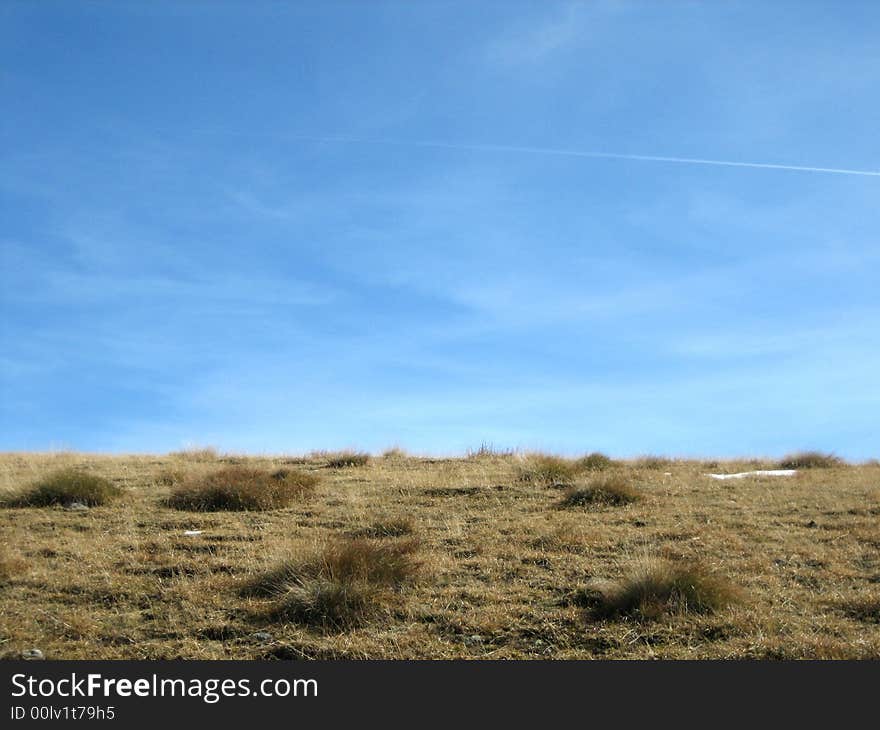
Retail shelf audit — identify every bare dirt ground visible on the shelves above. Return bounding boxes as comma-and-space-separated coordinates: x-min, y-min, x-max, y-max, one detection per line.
1, 451, 878, 659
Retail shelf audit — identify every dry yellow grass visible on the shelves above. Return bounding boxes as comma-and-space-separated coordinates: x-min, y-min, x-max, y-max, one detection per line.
559, 475, 641, 507
249, 537, 422, 631
0, 451, 878, 659
165, 465, 318, 511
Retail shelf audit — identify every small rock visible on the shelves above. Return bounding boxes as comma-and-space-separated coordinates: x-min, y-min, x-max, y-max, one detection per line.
806, 520, 817, 528
251, 632, 273, 642
463, 634, 484, 646
21, 648, 44, 660
64, 502, 89, 512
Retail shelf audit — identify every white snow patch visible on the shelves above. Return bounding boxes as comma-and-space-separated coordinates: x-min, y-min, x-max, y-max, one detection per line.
706, 470, 797, 480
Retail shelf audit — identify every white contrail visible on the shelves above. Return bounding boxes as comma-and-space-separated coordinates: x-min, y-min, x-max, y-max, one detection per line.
288, 134, 880, 178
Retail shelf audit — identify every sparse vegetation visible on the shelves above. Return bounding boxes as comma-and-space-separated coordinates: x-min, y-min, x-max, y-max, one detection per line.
516, 454, 579, 485
591, 560, 742, 620
777, 451, 846, 469
1, 451, 877, 658
168, 447, 219, 462
325, 451, 370, 468
248, 538, 420, 630
3, 469, 122, 507
529, 524, 587, 553
467, 442, 514, 459
559, 475, 640, 507
165, 466, 318, 511
154, 467, 185, 486
350, 517, 415, 539
632, 455, 675, 470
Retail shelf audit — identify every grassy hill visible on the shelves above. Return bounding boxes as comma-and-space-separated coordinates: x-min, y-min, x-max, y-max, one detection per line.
1, 449, 877, 659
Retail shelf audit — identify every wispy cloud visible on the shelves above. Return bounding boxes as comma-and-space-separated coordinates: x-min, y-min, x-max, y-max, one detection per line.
484, 2, 589, 67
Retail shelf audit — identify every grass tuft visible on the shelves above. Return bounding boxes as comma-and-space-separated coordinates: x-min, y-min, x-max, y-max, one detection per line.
592, 560, 742, 620
632, 455, 675, 470
315, 538, 420, 585
838, 596, 880, 624
576, 452, 615, 471
4, 469, 122, 507
467, 442, 514, 459
516, 454, 579, 485
325, 451, 370, 468
165, 466, 318, 511
559, 475, 640, 507
381, 447, 408, 460
154, 467, 185, 486
246, 538, 420, 630
777, 451, 845, 469
274, 579, 383, 630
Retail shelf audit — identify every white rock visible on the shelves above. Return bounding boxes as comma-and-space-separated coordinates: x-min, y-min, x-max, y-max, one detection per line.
21, 648, 44, 660
183, 530, 203, 536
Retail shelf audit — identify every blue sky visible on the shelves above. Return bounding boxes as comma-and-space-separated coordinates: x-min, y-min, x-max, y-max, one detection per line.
2, 1, 879, 458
